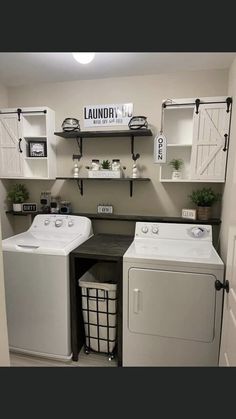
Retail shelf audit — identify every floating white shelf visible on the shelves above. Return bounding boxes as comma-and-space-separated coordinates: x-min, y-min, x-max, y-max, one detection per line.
167, 143, 192, 147
25, 157, 48, 160
160, 179, 225, 183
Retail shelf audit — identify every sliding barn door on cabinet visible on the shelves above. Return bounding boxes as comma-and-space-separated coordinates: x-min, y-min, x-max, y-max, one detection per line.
0, 115, 23, 178
190, 103, 230, 181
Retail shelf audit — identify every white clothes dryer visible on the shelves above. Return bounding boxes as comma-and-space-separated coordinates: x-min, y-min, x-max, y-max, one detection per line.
2, 214, 92, 361
123, 222, 224, 366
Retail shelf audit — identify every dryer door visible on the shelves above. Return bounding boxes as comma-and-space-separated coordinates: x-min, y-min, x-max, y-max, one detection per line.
128, 268, 216, 342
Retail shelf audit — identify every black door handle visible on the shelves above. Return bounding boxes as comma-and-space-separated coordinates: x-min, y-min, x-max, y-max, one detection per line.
223, 134, 228, 152
18, 138, 23, 153
215, 279, 229, 293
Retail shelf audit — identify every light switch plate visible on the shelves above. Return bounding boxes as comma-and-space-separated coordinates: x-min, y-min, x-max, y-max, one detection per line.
182, 208, 197, 220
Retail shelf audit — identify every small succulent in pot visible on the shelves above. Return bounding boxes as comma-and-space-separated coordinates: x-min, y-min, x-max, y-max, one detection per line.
7, 183, 29, 212
169, 158, 184, 171
101, 160, 111, 170
169, 158, 183, 179
189, 187, 221, 220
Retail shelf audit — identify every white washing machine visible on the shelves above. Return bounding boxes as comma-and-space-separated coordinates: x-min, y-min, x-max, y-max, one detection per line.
123, 222, 224, 366
2, 214, 92, 361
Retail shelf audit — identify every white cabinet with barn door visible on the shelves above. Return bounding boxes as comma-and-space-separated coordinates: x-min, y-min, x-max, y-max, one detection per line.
0, 107, 56, 179
159, 96, 232, 183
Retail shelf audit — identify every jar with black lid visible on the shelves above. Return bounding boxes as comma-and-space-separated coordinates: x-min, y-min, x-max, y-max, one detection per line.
91, 159, 100, 170
112, 159, 121, 171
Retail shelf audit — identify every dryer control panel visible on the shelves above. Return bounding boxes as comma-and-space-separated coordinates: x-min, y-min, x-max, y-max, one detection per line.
135, 222, 212, 241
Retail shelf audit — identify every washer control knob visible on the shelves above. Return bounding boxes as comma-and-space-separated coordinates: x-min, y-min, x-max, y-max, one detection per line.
141, 226, 149, 234
152, 226, 159, 234
44, 219, 50, 226
55, 219, 63, 228
191, 227, 205, 238
68, 220, 74, 227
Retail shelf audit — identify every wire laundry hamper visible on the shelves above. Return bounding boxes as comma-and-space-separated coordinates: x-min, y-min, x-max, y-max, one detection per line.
79, 262, 117, 360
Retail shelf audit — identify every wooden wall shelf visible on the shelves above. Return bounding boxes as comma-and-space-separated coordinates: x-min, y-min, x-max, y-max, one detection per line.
6, 211, 221, 225
54, 129, 153, 139
56, 177, 151, 197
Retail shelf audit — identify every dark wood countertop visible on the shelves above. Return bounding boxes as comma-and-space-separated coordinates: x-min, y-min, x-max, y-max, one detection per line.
6, 211, 221, 225
71, 233, 133, 260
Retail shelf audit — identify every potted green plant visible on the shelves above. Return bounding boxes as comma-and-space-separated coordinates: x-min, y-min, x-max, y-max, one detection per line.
7, 183, 29, 212
168, 158, 184, 179
101, 159, 111, 170
189, 187, 221, 220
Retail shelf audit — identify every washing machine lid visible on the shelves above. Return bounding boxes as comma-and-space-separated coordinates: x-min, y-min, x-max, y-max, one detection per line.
2, 214, 92, 255
2, 231, 90, 256
123, 238, 224, 270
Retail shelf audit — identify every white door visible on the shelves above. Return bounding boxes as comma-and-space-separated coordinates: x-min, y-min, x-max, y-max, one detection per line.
190, 104, 230, 181
0, 217, 10, 366
219, 227, 236, 366
129, 268, 216, 342
0, 114, 23, 177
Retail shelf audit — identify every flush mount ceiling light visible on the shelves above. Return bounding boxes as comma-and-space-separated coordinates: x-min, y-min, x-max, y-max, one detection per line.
72, 53, 95, 64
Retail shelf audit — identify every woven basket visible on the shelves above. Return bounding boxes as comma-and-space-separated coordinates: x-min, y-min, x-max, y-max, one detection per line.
197, 206, 211, 221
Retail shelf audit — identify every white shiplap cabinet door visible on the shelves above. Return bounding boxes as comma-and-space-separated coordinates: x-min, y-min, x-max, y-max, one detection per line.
0, 115, 23, 177
190, 104, 230, 181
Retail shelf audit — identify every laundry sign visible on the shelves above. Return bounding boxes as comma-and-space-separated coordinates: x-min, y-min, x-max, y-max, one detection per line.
83, 103, 133, 127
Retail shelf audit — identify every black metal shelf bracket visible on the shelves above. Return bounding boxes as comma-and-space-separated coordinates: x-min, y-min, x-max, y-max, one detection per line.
75, 136, 83, 159
130, 134, 140, 161
76, 179, 83, 196
129, 180, 133, 197
131, 135, 134, 158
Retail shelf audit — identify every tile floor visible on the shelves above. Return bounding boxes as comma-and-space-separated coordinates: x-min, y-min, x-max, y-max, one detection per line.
10, 349, 117, 367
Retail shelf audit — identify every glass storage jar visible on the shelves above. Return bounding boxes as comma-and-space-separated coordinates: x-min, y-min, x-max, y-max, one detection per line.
111, 159, 121, 171
91, 159, 100, 170
40, 191, 51, 213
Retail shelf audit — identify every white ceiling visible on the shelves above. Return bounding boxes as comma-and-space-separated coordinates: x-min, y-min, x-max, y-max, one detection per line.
0, 52, 235, 87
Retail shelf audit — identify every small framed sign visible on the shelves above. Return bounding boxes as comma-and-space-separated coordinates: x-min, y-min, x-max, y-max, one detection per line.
182, 208, 197, 220
97, 204, 113, 214
28, 140, 47, 157
22, 203, 38, 213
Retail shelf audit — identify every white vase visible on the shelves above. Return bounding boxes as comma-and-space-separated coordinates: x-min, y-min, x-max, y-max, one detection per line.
13, 203, 22, 212
172, 170, 182, 180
